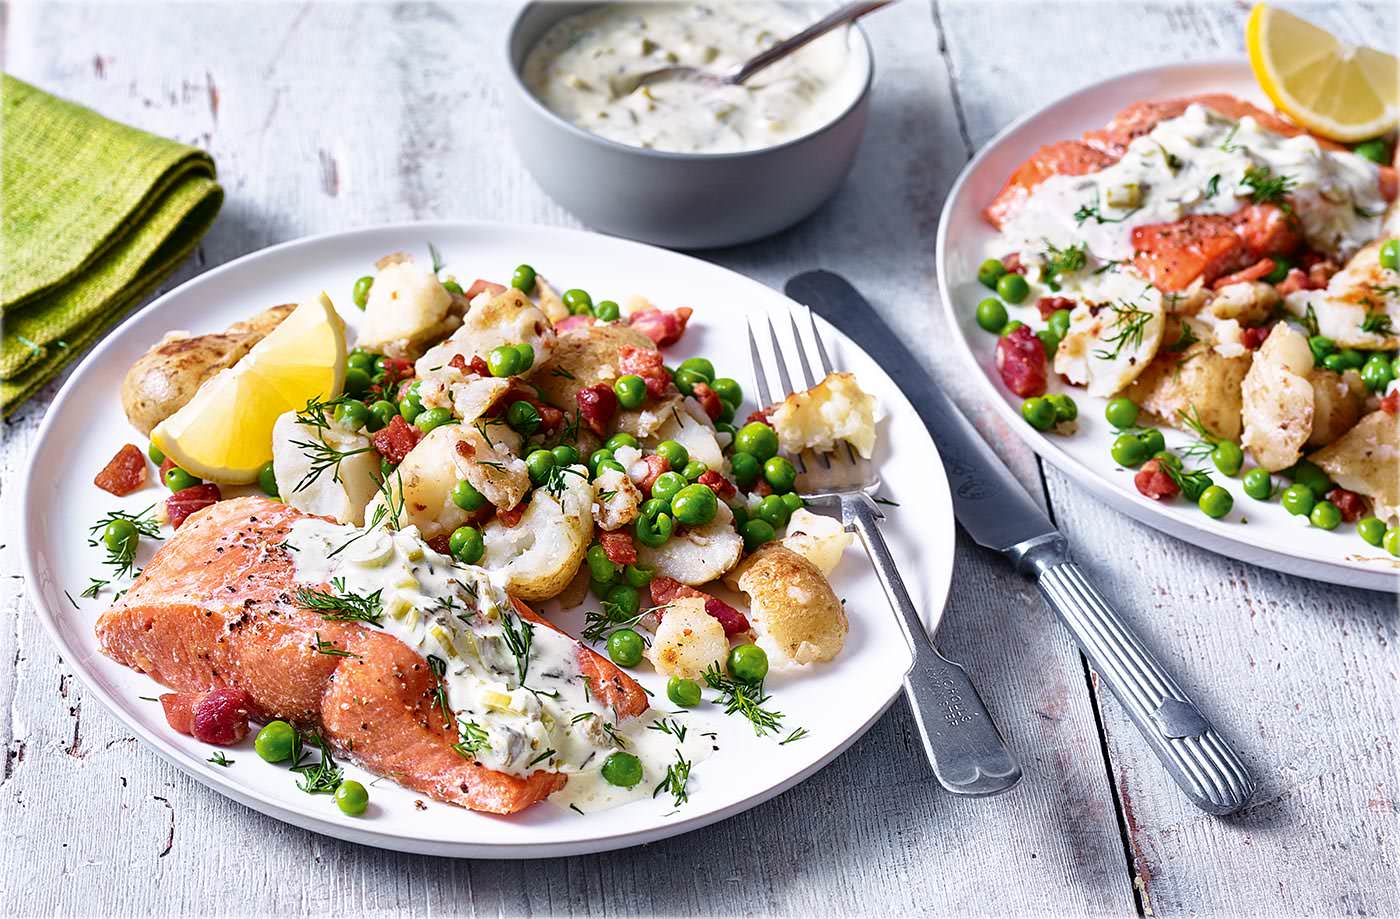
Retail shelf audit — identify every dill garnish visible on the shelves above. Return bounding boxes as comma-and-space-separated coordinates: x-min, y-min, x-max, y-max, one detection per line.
779, 727, 810, 745
427, 654, 453, 723
311, 631, 357, 658
652, 749, 692, 808
499, 610, 534, 686
600, 720, 628, 749
550, 367, 576, 380
527, 749, 556, 768
1218, 124, 1241, 153
1166, 463, 1214, 501
571, 712, 597, 725
648, 717, 687, 742
289, 436, 373, 493
1041, 241, 1087, 292
1074, 191, 1140, 226
207, 751, 234, 767
295, 577, 384, 626
1241, 166, 1295, 209
1361, 312, 1394, 336
81, 577, 111, 600
451, 721, 490, 759
1204, 174, 1221, 198
1177, 406, 1220, 464
702, 663, 784, 737
1091, 295, 1155, 361
294, 394, 350, 431
290, 734, 343, 794
542, 464, 586, 500
1300, 304, 1320, 338
1164, 323, 1200, 354
428, 241, 446, 275
87, 505, 162, 581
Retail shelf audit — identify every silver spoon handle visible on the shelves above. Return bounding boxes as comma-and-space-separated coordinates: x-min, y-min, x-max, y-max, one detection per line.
731, 0, 896, 85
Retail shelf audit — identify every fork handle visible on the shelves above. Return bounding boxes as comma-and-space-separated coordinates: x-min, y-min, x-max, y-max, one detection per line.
845, 496, 1022, 796
1014, 536, 1255, 814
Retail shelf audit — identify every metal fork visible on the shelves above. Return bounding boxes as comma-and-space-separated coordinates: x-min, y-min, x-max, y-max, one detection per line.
747, 308, 1023, 796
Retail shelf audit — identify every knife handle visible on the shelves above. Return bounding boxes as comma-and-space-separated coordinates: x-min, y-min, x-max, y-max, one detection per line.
845, 497, 1022, 796
1014, 536, 1255, 814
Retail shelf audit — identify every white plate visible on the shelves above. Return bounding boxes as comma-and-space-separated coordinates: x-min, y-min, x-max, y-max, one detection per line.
936, 60, 1400, 592
18, 221, 954, 857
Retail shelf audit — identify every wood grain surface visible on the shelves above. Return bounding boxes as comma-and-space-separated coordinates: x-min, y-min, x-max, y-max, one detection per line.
1, 2, 1394, 916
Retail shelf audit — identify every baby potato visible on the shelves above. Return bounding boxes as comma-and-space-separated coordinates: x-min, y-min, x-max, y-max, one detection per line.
649, 397, 724, 468
635, 501, 743, 586
480, 465, 593, 601
1240, 324, 1315, 471
647, 596, 729, 680
726, 544, 847, 667
531, 323, 655, 410
1306, 367, 1365, 448
271, 410, 379, 526
1310, 410, 1399, 524
593, 465, 641, 531
360, 256, 459, 359
416, 288, 556, 379
780, 508, 854, 577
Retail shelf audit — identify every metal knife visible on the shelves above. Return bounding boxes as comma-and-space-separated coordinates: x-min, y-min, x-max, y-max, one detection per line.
785, 269, 1255, 815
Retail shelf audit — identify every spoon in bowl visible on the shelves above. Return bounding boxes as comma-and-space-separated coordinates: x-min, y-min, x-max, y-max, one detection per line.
617, 0, 895, 96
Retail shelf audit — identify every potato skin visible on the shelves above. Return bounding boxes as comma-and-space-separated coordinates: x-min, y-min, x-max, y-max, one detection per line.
1240, 324, 1314, 472
121, 304, 293, 435
531, 323, 654, 410
1310, 410, 1399, 523
1125, 317, 1250, 441
730, 544, 847, 666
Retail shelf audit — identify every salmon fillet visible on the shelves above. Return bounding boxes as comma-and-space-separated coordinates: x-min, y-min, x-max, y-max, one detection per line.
1131, 203, 1303, 292
96, 496, 648, 815
984, 140, 1116, 228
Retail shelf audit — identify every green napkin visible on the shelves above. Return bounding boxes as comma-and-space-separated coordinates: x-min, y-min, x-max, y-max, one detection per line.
1, 74, 222, 415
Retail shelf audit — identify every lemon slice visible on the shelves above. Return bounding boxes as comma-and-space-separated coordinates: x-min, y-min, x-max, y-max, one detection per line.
1246, 3, 1398, 143
152, 293, 347, 483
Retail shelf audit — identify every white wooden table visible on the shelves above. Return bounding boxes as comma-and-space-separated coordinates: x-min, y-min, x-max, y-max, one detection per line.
2, 2, 1395, 915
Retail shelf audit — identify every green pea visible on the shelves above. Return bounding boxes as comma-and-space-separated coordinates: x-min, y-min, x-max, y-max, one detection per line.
442, 279, 465, 297
763, 456, 798, 492
734, 422, 779, 461
164, 467, 201, 492
511, 264, 537, 291
488, 345, 520, 377
525, 449, 557, 485
1046, 393, 1077, 423
398, 394, 424, 424
380, 458, 395, 479
1211, 440, 1243, 477
588, 449, 615, 477
605, 432, 639, 451
672, 483, 718, 526
977, 257, 1008, 289
1104, 397, 1139, 429
343, 367, 371, 396
336, 399, 371, 431
1361, 354, 1394, 392
514, 343, 535, 373
623, 564, 654, 589
1379, 239, 1399, 272
678, 357, 716, 382
1197, 485, 1232, 519
1153, 450, 1181, 469
682, 460, 708, 482
1036, 329, 1061, 358
352, 275, 374, 309
655, 440, 689, 470
729, 451, 761, 488
1287, 459, 1331, 496
587, 544, 618, 584
335, 780, 369, 816
1337, 348, 1365, 370
254, 721, 296, 763
1000, 320, 1025, 337
727, 643, 769, 682
1021, 396, 1056, 431
507, 400, 541, 435
147, 442, 166, 465
368, 399, 398, 432
401, 379, 423, 401
451, 479, 487, 511
449, 526, 484, 565
650, 471, 687, 503
347, 351, 376, 374
562, 288, 593, 315
975, 298, 1008, 333
601, 751, 643, 788
258, 461, 279, 498
1309, 500, 1341, 530
716, 400, 736, 425
103, 519, 138, 554
589, 578, 613, 598
1354, 138, 1392, 165
997, 273, 1030, 304
781, 492, 804, 513
716, 420, 739, 439
1308, 335, 1336, 365
614, 374, 647, 409
551, 445, 580, 467
415, 407, 456, 434
597, 458, 626, 476
711, 378, 742, 406
1357, 516, 1386, 547
1048, 309, 1072, 340
740, 518, 775, 551
1110, 432, 1148, 468
641, 497, 667, 519
1261, 256, 1291, 285
729, 501, 749, 528
635, 511, 674, 547
594, 299, 621, 322
1280, 483, 1316, 516
1387, 528, 1400, 558
673, 368, 707, 396
1393, 355, 1400, 379
1137, 428, 1165, 455
606, 583, 641, 618
755, 494, 791, 529
606, 628, 644, 667
666, 676, 702, 708
1242, 468, 1273, 501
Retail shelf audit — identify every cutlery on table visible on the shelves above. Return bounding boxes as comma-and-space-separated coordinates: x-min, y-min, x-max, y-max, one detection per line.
747, 307, 1023, 798
781, 269, 1255, 815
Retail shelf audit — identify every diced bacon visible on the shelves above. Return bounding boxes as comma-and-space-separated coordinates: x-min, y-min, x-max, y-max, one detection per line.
1307, 259, 1340, 289
167, 484, 222, 529
95, 444, 149, 496
746, 407, 774, 427
598, 530, 637, 565
372, 415, 423, 465
1002, 252, 1025, 274
448, 353, 468, 373
704, 597, 750, 637
1380, 166, 1397, 202
497, 387, 563, 433
650, 576, 703, 606
1036, 296, 1075, 320
1325, 488, 1369, 523
554, 314, 593, 333
469, 355, 490, 377
496, 503, 525, 527
160, 688, 252, 746
647, 578, 749, 635
697, 470, 736, 499
1383, 391, 1400, 415
627, 307, 693, 347
427, 534, 452, 555
576, 384, 618, 437
995, 326, 1048, 398
636, 454, 670, 495
1211, 258, 1276, 290
618, 345, 672, 399
159, 456, 177, 480
1134, 459, 1180, 501
1275, 268, 1313, 296
1241, 325, 1271, 350
691, 381, 723, 420
751, 479, 773, 498
465, 279, 507, 299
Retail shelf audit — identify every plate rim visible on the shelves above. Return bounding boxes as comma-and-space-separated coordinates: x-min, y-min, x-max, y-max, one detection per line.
17, 219, 954, 857
934, 58, 1400, 593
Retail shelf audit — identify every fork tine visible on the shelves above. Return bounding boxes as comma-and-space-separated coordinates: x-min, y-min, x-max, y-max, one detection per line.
787, 310, 818, 391
766, 315, 827, 472
805, 307, 837, 377
764, 315, 796, 398
746, 319, 777, 407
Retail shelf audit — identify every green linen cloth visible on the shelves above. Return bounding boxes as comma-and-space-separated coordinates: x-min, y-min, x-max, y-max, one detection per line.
2, 74, 222, 415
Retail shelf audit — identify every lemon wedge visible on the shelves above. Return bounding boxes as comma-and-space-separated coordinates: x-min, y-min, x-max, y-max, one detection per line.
1246, 4, 1398, 143
152, 293, 347, 483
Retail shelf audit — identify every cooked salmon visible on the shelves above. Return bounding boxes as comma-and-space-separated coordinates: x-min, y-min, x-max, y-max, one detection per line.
96, 496, 648, 815
984, 140, 1116, 228
1130, 203, 1303, 292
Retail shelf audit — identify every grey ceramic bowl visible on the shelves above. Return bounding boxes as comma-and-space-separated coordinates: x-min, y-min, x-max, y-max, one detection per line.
503, 2, 874, 250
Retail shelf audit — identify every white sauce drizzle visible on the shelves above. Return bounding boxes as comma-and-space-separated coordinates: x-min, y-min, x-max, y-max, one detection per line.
523, 2, 866, 154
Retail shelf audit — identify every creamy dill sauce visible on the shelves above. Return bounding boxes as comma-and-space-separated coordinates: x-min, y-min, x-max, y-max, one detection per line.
523, 3, 865, 154
996, 104, 1388, 274
284, 518, 709, 813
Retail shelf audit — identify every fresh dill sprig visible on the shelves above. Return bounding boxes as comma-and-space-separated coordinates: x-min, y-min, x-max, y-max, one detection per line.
550, 367, 576, 380
652, 749, 692, 808
1164, 322, 1200, 354
290, 734, 343, 794
499, 610, 534, 686
1218, 124, 1241, 153
580, 602, 656, 644
295, 577, 384, 626
527, 749, 557, 768
427, 654, 453, 723
1165, 463, 1214, 501
294, 394, 350, 431
1176, 405, 1220, 463
1300, 304, 1320, 338
1241, 166, 1295, 209
648, 717, 688, 742
1091, 295, 1155, 361
81, 577, 111, 600
780, 727, 810, 745
87, 505, 162, 580
571, 712, 597, 725
1204, 174, 1221, 199
600, 720, 628, 749
289, 437, 373, 493
310, 631, 358, 658
1361, 312, 1394, 336
702, 663, 784, 737
1041, 240, 1087, 292
207, 751, 235, 767
451, 721, 491, 759
1073, 191, 1140, 226
428, 241, 446, 275
542, 463, 586, 500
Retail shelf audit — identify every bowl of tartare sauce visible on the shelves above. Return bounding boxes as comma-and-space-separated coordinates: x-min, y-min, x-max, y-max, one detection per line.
505, 2, 874, 249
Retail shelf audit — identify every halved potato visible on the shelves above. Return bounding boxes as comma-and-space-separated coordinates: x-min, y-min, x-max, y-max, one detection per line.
360, 256, 458, 359
593, 465, 642, 531
531, 323, 654, 410
480, 465, 593, 601
1125, 316, 1251, 441
635, 501, 743, 586
647, 596, 729, 680
1306, 368, 1366, 448
1310, 410, 1399, 523
648, 397, 723, 468
271, 410, 380, 526
416, 288, 556, 378
1240, 324, 1315, 472
780, 508, 854, 577
725, 544, 847, 667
